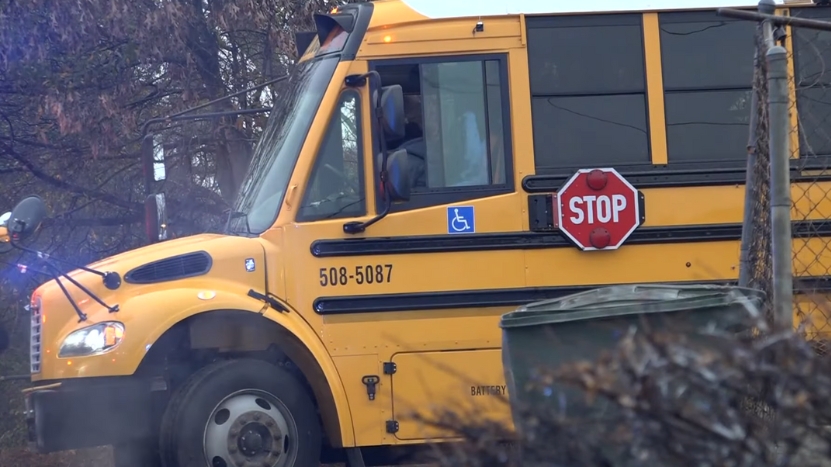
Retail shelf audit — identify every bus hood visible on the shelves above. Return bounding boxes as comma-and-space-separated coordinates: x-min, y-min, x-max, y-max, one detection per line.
30, 233, 268, 326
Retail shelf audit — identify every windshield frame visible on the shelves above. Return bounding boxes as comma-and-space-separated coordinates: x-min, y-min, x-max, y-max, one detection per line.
229, 55, 340, 235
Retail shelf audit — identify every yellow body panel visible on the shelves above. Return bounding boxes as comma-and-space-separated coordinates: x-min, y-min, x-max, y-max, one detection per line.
32, 234, 262, 379
390, 349, 508, 440
29, 233, 358, 446
642, 13, 669, 166
24, 0, 831, 452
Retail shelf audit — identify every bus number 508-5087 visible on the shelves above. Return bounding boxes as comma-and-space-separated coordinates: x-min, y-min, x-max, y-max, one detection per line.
319, 264, 393, 287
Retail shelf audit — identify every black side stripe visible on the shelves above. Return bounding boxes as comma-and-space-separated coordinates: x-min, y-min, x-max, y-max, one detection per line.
522, 165, 831, 192
314, 276, 831, 315
311, 220, 831, 258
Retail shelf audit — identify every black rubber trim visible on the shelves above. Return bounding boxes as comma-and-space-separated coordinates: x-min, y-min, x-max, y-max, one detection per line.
339, 2, 373, 61
314, 276, 831, 315
25, 377, 156, 453
314, 284, 585, 314
522, 165, 831, 192
795, 276, 831, 294
311, 220, 831, 258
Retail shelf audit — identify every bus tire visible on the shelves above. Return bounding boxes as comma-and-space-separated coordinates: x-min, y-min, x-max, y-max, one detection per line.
158, 358, 322, 467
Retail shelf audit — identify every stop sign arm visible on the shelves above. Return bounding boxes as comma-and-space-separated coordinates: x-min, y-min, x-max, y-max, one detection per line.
545, 168, 647, 251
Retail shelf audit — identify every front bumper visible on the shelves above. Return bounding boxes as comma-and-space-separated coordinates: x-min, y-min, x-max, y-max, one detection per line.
24, 377, 165, 453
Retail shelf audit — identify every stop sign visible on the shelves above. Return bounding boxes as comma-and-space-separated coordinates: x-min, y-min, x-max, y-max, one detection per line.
554, 168, 645, 251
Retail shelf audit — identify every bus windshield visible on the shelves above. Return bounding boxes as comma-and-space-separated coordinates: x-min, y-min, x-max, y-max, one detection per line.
229, 55, 339, 234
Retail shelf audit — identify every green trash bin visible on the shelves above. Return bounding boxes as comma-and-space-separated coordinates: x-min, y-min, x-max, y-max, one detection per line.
499, 283, 764, 438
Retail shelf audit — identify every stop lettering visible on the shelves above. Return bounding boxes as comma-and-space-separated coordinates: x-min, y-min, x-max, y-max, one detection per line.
555, 168, 644, 251
568, 194, 628, 225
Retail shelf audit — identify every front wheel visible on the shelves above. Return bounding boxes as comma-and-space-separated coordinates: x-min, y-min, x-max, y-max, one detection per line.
159, 359, 322, 467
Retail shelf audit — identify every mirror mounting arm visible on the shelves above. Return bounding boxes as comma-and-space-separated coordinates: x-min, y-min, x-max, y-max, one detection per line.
10, 235, 88, 322
6, 196, 119, 321
344, 196, 390, 234
41, 261, 89, 323
343, 71, 394, 235
10, 239, 120, 316
10, 236, 122, 290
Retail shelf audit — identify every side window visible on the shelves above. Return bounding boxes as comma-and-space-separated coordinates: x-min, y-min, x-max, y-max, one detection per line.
297, 91, 365, 221
658, 11, 755, 165
792, 7, 831, 158
375, 56, 510, 194
526, 14, 649, 173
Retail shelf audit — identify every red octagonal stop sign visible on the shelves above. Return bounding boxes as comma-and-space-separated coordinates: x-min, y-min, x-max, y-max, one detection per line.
554, 168, 645, 251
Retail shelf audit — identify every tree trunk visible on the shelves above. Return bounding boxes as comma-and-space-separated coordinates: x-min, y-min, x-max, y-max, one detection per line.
185, 1, 254, 204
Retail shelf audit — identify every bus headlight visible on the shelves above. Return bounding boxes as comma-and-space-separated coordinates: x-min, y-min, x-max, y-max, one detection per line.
58, 322, 125, 358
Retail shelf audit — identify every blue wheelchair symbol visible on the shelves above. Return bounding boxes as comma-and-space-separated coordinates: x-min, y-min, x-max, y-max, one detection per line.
447, 206, 475, 234
244, 258, 256, 272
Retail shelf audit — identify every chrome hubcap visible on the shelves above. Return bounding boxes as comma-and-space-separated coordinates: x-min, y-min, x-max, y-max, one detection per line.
204, 390, 296, 467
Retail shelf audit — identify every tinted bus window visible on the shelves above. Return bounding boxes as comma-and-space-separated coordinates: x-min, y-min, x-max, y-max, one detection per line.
375, 56, 511, 191
526, 14, 650, 172
659, 11, 755, 165
792, 7, 831, 158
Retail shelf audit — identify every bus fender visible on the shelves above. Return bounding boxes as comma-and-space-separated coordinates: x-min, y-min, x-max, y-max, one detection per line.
125, 287, 354, 447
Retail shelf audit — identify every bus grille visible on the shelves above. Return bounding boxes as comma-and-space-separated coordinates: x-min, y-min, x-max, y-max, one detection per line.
30, 298, 41, 374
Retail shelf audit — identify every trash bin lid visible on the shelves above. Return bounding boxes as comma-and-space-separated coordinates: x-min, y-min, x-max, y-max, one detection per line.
499, 283, 764, 329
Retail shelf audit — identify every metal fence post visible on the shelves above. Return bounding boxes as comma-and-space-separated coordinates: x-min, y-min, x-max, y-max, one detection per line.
766, 40, 793, 330
739, 36, 762, 289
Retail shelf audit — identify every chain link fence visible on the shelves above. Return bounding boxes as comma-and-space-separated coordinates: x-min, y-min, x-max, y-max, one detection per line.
787, 6, 831, 354
739, 4, 831, 353
743, 20, 774, 320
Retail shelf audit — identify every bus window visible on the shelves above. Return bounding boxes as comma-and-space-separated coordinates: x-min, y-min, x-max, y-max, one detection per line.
297, 91, 365, 221
375, 56, 510, 194
659, 11, 755, 165
526, 14, 649, 172
792, 7, 831, 159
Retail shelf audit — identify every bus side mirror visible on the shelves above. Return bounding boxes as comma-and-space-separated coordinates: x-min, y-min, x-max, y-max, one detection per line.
385, 149, 411, 202
144, 193, 168, 244
377, 85, 405, 140
9, 196, 47, 241
0, 212, 10, 254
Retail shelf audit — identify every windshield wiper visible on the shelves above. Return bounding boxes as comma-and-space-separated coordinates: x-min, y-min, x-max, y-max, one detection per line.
298, 191, 365, 221
322, 197, 365, 220
224, 210, 252, 235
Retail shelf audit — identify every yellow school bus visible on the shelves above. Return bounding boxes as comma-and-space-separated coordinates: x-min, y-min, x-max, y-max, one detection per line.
10, 0, 831, 466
